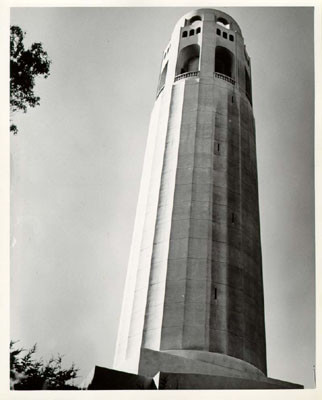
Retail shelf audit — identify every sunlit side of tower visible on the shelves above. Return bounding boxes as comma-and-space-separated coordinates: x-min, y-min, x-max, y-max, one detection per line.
114, 8, 266, 379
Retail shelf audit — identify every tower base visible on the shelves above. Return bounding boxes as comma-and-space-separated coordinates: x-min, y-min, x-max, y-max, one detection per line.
141, 348, 303, 389
157, 372, 303, 390
85, 348, 303, 389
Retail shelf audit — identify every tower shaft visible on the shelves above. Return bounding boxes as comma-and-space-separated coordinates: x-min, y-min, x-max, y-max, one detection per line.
114, 8, 266, 378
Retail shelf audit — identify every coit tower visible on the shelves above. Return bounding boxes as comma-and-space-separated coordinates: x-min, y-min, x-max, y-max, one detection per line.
114, 8, 267, 379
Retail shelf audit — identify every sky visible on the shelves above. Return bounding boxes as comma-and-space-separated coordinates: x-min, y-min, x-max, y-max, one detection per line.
8, 5, 315, 391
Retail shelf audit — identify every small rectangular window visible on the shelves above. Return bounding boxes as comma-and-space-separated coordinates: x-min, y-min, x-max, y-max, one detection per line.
223, 32, 227, 39
214, 288, 217, 300
217, 143, 220, 153
229, 34, 234, 42
189, 29, 194, 36
182, 31, 188, 38
232, 96, 234, 103
216, 28, 221, 36
196, 27, 201, 34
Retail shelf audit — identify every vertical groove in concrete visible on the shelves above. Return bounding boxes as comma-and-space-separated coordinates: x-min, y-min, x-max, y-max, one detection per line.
237, 82, 245, 363
180, 80, 198, 351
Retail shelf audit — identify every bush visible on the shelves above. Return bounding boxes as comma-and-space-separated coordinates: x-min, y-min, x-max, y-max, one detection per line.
10, 341, 79, 390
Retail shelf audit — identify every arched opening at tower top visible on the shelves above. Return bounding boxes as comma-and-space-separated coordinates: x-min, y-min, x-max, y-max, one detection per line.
185, 15, 202, 26
217, 17, 230, 29
157, 62, 168, 92
245, 67, 252, 104
215, 46, 234, 79
176, 44, 200, 76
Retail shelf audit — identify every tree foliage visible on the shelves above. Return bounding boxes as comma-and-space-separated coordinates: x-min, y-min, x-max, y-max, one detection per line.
10, 341, 79, 390
10, 25, 51, 134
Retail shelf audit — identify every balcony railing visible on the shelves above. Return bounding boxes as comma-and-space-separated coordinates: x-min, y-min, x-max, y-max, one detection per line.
174, 71, 200, 82
214, 72, 235, 85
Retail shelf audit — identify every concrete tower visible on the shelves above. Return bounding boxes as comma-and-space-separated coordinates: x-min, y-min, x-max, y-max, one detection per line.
112, 9, 302, 390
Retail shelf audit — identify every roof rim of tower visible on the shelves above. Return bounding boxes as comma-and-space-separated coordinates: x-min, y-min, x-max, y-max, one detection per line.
177, 8, 243, 36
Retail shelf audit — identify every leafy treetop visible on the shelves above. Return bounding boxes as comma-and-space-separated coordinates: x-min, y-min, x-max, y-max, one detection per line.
10, 25, 51, 134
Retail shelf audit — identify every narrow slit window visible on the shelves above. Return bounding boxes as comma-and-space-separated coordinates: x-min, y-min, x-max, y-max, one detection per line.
223, 32, 228, 39
216, 28, 221, 36
232, 213, 235, 223
217, 143, 220, 153
232, 96, 234, 103
196, 27, 201, 34
189, 29, 194, 36
229, 34, 234, 42
182, 31, 188, 38
214, 288, 217, 300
